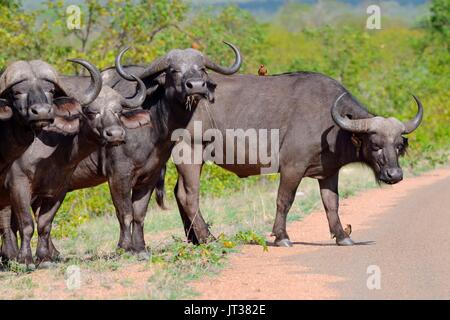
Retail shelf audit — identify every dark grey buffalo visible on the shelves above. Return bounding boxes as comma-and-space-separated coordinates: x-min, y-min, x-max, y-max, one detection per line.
61, 42, 242, 258
0, 59, 100, 259
1, 63, 150, 266
168, 72, 423, 247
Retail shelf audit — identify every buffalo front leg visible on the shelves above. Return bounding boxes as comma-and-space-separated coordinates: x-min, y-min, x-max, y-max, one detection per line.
0, 207, 19, 260
34, 194, 66, 264
31, 199, 60, 262
271, 167, 303, 247
175, 163, 212, 244
108, 175, 133, 252
318, 172, 354, 246
9, 185, 34, 266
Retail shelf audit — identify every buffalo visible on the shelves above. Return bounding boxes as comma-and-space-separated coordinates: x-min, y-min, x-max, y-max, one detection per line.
0, 59, 101, 260
167, 71, 423, 247
60, 42, 242, 258
1, 61, 150, 266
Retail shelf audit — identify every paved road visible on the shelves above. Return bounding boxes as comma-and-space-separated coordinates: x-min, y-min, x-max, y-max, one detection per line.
292, 171, 450, 299
194, 168, 450, 299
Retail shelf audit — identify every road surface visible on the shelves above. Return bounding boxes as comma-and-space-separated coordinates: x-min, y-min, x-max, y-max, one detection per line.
193, 167, 450, 299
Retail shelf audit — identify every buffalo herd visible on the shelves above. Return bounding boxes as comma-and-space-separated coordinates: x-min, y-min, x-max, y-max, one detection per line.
0, 41, 423, 267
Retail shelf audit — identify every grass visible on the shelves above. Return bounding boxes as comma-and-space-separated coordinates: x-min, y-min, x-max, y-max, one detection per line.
0, 163, 444, 299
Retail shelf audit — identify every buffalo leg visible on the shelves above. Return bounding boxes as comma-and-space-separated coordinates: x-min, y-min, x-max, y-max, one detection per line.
31, 199, 60, 261
9, 184, 34, 266
175, 163, 212, 244
35, 194, 66, 264
108, 174, 133, 251
0, 207, 19, 260
318, 172, 354, 246
271, 167, 303, 247
131, 184, 153, 258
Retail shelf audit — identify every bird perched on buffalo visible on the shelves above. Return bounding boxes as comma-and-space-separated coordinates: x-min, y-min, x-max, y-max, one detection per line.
344, 224, 352, 237
258, 64, 267, 76
191, 42, 202, 50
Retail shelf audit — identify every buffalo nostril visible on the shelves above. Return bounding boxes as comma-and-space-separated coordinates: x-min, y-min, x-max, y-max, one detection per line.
186, 81, 193, 89
31, 108, 39, 115
202, 82, 206, 87
386, 168, 402, 180
105, 127, 125, 140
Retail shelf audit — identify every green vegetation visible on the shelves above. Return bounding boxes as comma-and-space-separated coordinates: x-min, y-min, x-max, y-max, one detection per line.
0, 1, 448, 242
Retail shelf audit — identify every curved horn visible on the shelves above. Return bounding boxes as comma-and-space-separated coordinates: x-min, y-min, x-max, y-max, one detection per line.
403, 95, 423, 134
114, 48, 147, 108
66, 59, 102, 106
115, 47, 135, 81
331, 92, 372, 133
116, 46, 169, 82
203, 41, 242, 75
121, 74, 147, 108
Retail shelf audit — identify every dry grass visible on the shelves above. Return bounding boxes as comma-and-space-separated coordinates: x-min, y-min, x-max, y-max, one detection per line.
0, 165, 387, 299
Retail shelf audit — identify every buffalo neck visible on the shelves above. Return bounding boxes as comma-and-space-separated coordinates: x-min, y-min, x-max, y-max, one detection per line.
330, 128, 364, 168
149, 96, 198, 142
69, 120, 102, 164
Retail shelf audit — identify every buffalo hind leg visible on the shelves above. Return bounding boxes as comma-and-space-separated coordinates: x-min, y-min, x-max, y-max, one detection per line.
34, 194, 66, 265
0, 207, 19, 261
175, 163, 212, 244
131, 184, 153, 260
108, 174, 134, 252
318, 172, 354, 246
271, 167, 303, 247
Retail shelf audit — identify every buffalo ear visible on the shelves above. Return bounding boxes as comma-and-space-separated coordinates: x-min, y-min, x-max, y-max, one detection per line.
0, 99, 13, 120
206, 80, 217, 103
46, 97, 83, 135
144, 73, 166, 97
43, 116, 80, 135
399, 136, 409, 156
153, 73, 166, 87
53, 97, 83, 118
120, 109, 152, 129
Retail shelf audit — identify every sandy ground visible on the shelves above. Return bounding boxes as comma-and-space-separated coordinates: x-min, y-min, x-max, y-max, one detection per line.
192, 167, 450, 299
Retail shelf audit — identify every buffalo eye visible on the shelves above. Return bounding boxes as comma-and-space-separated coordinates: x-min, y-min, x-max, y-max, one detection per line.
371, 144, 381, 152
86, 111, 99, 119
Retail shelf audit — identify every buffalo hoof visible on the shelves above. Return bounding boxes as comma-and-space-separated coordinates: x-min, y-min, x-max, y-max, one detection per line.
136, 251, 151, 261
274, 239, 293, 247
17, 254, 34, 269
16, 262, 36, 272
336, 237, 355, 246
37, 261, 57, 269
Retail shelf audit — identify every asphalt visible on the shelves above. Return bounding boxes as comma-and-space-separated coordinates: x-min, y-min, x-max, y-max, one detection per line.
286, 172, 450, 299
193, 168, 450, 299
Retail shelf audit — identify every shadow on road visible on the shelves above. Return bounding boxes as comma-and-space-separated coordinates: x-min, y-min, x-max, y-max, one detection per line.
264, 240, 376, 247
